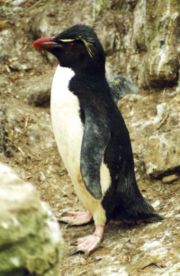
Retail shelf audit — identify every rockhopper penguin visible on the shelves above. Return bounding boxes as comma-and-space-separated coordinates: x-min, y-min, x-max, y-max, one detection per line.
33, 24, 162, 254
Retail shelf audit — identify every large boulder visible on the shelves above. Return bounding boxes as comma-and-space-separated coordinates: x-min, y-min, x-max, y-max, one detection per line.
96, 0, 179, 89
0, 163, 63, 276
119, 92, 180, 179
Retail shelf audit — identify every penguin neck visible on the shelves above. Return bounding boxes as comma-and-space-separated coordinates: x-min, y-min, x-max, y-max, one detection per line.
77, 65, 105, 78
58, 61, 105, 79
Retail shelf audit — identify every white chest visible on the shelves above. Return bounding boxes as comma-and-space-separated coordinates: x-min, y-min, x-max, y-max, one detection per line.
50, 65, 83, 179
50, 66, 111, 220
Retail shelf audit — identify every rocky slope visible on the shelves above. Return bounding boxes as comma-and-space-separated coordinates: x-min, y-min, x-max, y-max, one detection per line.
0, 0, 179, 275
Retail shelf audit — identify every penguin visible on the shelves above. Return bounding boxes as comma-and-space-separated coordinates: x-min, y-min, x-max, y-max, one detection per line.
33, 24, 162, 254
109, 76, 138, 103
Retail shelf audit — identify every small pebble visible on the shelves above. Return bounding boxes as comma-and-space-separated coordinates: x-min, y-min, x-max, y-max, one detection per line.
162, 174, 179, 184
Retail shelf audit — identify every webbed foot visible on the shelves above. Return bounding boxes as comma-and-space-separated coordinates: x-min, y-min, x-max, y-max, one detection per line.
59, 210, 92, 226
76, 225, 104, 254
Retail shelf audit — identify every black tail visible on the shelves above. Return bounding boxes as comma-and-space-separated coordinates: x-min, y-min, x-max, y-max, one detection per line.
113, 196, 163, 223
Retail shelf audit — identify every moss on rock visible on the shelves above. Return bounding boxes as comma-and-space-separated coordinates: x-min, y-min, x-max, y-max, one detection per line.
0, 164, 63, 276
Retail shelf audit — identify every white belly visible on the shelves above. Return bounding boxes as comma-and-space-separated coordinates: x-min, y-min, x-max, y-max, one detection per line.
50, 65, 110, 225
50, 65, 83, 180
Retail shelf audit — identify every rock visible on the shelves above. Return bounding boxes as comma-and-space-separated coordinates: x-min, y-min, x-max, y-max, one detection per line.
142, 95, 180, 178
12, 0, 27, 6
0, 29, 15, 62
143, 130, 180, 177
28, 0, 93, 38
0, 20, 8, 30
129, 0, 179, 88
162, 174, 179, 184
93, 0, 179, 89
27, 87, 50, 107
118, 92, 180, 179
0, 75, 9, 89
0, 111, 11, 157
0, 163, 63, 276
26, 75, 52, 107
9, 59, 33, 71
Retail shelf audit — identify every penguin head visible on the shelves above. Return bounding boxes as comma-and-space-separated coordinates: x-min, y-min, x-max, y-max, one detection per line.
33, 24, 105, 73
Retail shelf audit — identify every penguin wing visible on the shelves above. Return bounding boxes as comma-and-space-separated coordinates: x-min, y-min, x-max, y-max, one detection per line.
80, 113, 111, 199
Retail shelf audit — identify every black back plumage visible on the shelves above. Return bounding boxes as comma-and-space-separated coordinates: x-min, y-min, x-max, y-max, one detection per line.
70, 70, 161, 222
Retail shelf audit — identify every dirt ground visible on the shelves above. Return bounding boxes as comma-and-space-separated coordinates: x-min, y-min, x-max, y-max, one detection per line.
0, 1, 180, 275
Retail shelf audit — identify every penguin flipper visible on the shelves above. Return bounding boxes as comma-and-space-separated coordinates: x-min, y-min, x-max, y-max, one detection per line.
80, 117, 110, 199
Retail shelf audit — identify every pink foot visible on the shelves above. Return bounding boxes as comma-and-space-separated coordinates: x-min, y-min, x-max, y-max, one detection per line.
59, 211, 92, 225
77, 225, 104, 254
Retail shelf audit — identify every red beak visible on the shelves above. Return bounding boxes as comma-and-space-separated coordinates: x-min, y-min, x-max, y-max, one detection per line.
32, 37, 58, 50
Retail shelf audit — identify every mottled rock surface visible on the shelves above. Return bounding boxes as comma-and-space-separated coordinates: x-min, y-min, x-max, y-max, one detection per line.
119, 92, 180, 179
0, 163, 63, 276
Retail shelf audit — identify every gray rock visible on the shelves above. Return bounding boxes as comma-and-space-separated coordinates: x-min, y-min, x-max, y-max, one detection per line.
27, 76, 52, 107
142, 95, 180, 177
143, 130, 180, 177
0, 29, 15, 62
9, 59, 33, 71
119, 92, 180, 179
129, 0, 179, 88
12, 0, 27, 6
0, 163, 63, 276
94, 0, 179, 89
0, 111, 10, 157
